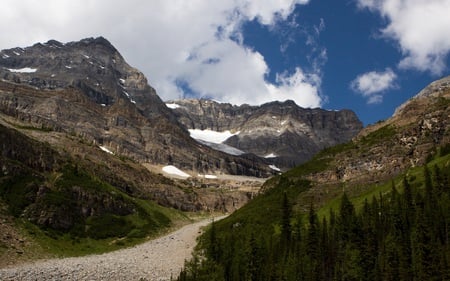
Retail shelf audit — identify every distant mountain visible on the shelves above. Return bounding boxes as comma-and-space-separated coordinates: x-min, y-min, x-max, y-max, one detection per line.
0, 37, 271, 177
167, 99, 363, 169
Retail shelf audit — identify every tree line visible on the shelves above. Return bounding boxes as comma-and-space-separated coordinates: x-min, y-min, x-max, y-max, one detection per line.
177, 164, 449, 280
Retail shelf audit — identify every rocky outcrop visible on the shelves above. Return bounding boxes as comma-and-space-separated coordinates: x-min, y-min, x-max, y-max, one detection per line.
169, 99, 363, 168
0, 37, 271, 177
299, 75, 450, 188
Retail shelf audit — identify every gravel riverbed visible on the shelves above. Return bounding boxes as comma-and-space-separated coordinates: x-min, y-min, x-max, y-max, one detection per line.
0, 217, 219, 281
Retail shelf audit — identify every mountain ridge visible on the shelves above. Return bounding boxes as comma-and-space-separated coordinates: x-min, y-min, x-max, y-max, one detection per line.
168, 98, 363, 168
0, 37, 272, 177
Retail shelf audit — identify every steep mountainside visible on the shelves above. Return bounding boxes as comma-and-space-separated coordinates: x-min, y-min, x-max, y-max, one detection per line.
0, 116, 260, 264
168, 99, 362, 168
0, 37, 271, 177
0, 38, 271, 263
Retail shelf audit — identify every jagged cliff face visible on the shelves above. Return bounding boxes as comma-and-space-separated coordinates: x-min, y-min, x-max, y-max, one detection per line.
168, 99, 363, 168
0, 37, 271, 177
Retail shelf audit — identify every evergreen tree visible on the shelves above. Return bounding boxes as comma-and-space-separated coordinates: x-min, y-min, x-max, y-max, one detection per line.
306, 204, 320, 281
338, 192, 358, 243
281, 191, 292, 252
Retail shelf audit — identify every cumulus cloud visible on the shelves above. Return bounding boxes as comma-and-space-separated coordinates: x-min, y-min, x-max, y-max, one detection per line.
0, 0, 322, 108
357, 0, 450, 75
350, 68, 397, 104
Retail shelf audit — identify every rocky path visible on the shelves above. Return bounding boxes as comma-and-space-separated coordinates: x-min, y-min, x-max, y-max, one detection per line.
0, 217, 221, 281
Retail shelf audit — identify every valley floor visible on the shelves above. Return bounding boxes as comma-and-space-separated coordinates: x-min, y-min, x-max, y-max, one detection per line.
0, 216, 223, 281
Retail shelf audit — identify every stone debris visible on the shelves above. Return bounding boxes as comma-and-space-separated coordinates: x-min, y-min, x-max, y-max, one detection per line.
0, 218, 219, 281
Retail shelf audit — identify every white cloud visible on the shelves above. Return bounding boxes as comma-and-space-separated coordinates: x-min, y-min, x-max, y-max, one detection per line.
267, 68, 322, 108
0, 0, 322, 108
350, 68, 397, 104
357, 0, 450, 75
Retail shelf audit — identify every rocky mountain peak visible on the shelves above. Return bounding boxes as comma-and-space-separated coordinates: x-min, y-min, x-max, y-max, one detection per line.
394, 75, 450, 117
0, 37, 273, 177
168, 99, 363, 169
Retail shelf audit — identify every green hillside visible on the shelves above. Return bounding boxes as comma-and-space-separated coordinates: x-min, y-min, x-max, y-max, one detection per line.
176, 82, 450, 280
178, 142, 450, 281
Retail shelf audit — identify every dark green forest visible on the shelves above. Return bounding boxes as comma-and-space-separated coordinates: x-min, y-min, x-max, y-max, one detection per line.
177, 164, 450, 281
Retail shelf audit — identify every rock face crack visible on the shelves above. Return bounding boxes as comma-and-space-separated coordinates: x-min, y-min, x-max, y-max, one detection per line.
0, 218, 220, 281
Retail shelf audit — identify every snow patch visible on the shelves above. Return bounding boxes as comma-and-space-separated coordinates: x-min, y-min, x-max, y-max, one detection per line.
269, 165, 281, 172
7, 67, 37, 73
99, 146, 114, 155
65, 65, 72, 69
162, 165, 190, 178
197, 140, 245, 156
83, 54, 90, 59
2, 54, 10, 59
188, 129, 239, 144
119, 78, 126, 85
264, 153, 277, 158
13, 51, 20, 56
198, 174, 218, 179
166, 103, 180, 109
123, 91, 136, 104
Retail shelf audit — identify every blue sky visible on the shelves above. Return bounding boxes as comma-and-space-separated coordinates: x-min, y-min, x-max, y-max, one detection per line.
240, 0, 450, 124
0, 0, 449, 126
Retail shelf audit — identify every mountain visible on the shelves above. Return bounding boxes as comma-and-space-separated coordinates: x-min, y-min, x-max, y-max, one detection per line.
0, 37, 271, 178
176, 75, 450, 280
0, 37, 273, 262
167, 99, 362, 169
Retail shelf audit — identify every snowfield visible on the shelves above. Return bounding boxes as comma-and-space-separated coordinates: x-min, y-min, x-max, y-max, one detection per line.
7, 67, 37, 73
188, 129, 239, 144
188, 129, 245, 156
165, 103, 180, 109
198, 174, 218, 179
162, 165, 190, 178
269, 164, 281, 172
99, 146, 114, 154
264, 153, 277, 158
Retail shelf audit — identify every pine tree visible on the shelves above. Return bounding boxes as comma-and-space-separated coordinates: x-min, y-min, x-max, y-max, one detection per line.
424, 165, 433, 203
208, 219, 221, 262
305, 204, 320, 280
281, 191, 292, 252
338, 192, 358, 243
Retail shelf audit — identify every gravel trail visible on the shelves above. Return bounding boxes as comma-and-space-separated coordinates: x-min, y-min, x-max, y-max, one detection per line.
0, 217, 221, 281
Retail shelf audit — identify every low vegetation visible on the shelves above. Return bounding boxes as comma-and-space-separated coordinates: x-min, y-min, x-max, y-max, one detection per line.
0, 162, 188, 256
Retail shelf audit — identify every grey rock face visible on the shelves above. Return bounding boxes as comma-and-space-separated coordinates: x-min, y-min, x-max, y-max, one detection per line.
0, 37, 271, 177
169, 99, 363, 168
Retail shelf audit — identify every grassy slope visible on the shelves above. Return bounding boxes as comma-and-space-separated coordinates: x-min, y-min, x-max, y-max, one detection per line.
208, 97, 450, 247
